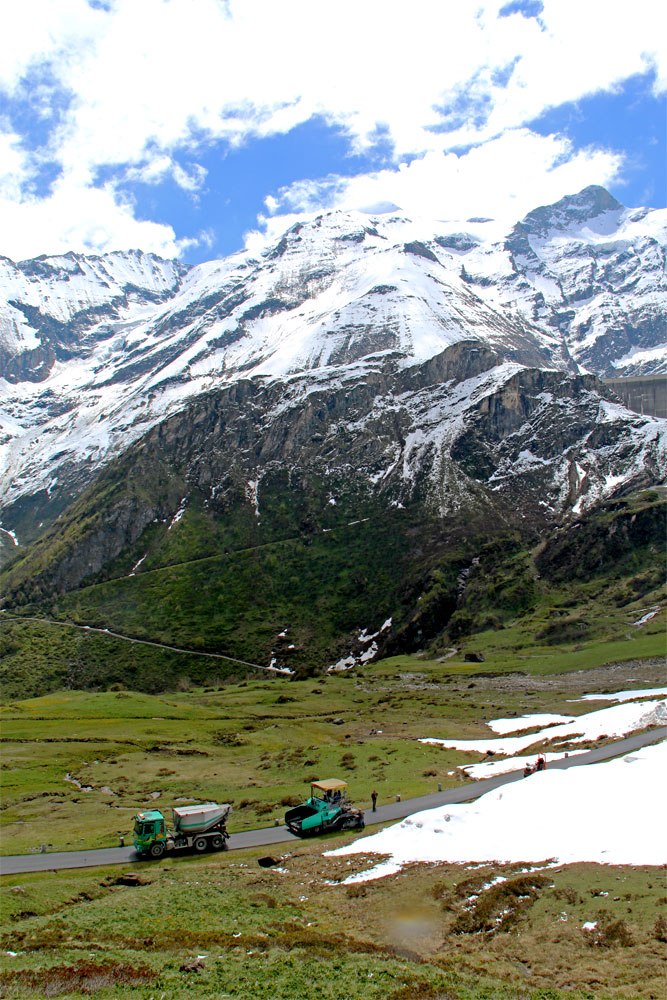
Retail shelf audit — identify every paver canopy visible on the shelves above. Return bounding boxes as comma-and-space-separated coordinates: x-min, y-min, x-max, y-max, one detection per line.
311, 779, 347, 793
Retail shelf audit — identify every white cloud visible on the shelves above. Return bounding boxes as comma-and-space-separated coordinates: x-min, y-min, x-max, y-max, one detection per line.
0, 0, 664, 258
0, 132, 30, 202
39, 0, 660, 170
0, 174, 195, 261
0, 0, 101, 94
246, 130, 623, 248
124, 155, 207, 194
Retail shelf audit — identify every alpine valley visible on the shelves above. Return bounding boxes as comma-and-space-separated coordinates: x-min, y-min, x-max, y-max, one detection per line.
1, 185, 665, 695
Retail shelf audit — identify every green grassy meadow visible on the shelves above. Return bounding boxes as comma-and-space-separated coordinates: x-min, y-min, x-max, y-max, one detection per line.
1, 844, 666, 999
1, 676, 487, 856
2, 599, 665, 856
1, 592, 665, 997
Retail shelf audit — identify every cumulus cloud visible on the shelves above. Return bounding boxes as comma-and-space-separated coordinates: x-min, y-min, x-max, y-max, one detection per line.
0, 175, 198, 261
0, 0, 664, 258
246, 131, 623, 248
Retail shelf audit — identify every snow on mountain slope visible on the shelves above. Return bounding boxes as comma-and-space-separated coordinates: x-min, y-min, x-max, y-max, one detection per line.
0, 188, 665, 538
0, 250, 185, 365
492, 189, 667, 376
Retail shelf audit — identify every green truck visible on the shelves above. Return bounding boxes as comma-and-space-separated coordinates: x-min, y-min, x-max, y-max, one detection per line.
285, 779, 365, 837
133, 802, 231, 858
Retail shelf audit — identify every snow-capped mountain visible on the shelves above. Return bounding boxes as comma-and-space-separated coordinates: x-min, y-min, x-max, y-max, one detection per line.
0, 186, 665, 559
0, 249, 186, 381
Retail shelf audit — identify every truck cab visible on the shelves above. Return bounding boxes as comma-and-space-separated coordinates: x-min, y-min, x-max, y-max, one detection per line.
133, 809, 167, 857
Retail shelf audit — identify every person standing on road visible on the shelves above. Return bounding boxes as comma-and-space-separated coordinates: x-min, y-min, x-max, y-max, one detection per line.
371, 790, 378, 812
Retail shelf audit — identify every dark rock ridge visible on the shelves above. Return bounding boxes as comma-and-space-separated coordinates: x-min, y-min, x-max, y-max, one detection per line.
2, 341, 662, 609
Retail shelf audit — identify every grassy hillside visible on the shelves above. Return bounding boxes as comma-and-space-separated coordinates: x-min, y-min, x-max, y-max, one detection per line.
0, 617, 249, 699
437, 490, 666, 642
2, 852, 665, 999
1, 489, 663, 698
0, 511, 446, 695
0, 480, 499, 693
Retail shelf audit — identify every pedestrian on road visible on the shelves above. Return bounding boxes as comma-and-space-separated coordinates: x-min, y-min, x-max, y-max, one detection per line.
371, 790, 378, 812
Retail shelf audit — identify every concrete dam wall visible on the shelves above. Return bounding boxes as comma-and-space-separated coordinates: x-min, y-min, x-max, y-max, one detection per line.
603, 375, 667, 419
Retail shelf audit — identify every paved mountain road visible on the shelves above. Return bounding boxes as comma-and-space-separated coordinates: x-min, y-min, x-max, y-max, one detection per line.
2, 727, 664, 877
0, 613, 284, 674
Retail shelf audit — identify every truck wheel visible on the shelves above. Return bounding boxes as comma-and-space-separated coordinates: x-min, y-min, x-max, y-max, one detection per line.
193, 836, 208, 852
210, 834, 224, 850
150, 842, 165, 858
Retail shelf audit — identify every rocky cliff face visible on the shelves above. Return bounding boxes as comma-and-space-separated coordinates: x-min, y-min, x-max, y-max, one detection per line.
3, 341, 664, 607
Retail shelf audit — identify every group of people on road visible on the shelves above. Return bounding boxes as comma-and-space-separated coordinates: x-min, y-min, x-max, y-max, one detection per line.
523, 755, 546, 777
367, 752, 546, 811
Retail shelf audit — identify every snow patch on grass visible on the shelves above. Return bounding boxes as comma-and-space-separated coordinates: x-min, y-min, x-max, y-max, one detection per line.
419, 699, 667, 755
330, 740, 667, 878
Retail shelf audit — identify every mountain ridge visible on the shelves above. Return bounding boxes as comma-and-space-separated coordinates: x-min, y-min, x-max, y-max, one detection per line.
1, 185, 665, 538
0, 188, 665, 672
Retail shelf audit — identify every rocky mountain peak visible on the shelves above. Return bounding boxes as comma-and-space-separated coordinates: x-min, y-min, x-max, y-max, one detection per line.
517, 185, 624, 237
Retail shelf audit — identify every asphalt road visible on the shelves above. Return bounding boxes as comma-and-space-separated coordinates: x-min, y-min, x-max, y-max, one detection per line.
2, 726, 664, 877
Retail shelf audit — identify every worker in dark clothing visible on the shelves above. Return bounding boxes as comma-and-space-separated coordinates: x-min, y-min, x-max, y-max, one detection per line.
536, 756, 546, 771
523, 763, 533, 777
371, 790, 378, 812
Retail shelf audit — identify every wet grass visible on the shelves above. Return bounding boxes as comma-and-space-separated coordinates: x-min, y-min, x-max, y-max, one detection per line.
1, 850, 665, 999
1, 649, 665, 997
0, 675, 476, 854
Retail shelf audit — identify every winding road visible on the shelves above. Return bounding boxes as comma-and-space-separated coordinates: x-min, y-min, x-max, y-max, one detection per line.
2, 726, 664, 877
0, 613, 288, 675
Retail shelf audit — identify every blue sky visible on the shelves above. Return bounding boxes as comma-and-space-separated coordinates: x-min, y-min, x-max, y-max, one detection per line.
106, 117, 394, 261
0, 0, 665, 263
528, 71, 666, 210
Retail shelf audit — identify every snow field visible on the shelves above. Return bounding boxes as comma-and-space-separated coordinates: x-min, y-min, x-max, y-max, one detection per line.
330, 739, 667, 879
419, 698, 667, 756
573, 685, 667, 703
328, 690, 667, 879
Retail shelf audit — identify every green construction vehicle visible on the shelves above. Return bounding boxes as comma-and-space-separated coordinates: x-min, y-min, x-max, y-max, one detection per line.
285, 779, 365, 837
133, 802, 231, 858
